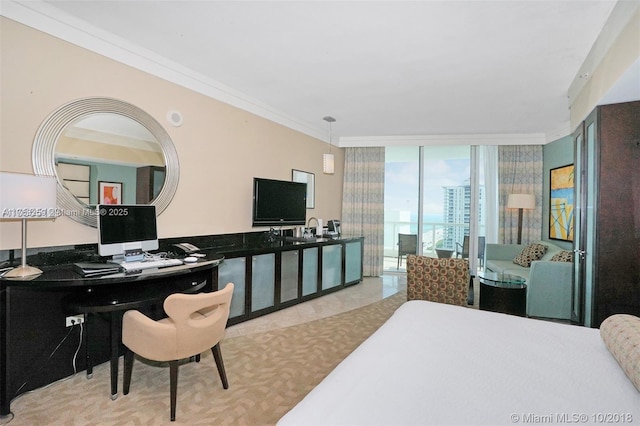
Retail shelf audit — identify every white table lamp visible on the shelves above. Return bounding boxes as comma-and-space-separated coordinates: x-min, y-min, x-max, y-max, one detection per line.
0, 172, 58, 278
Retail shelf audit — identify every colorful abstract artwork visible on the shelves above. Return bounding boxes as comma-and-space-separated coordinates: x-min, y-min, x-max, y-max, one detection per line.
99, 181, 122, 205
550, 165, 574, 241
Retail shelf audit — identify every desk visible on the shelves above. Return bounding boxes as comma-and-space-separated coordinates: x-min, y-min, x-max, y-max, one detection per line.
0, 255, 223, 417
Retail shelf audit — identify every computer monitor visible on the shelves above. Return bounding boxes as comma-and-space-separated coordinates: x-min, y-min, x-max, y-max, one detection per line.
97, 204, 159, 258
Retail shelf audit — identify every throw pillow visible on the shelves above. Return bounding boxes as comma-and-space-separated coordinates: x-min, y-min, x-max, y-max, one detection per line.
550, 250, 573, 262
513, 243, 547, 267
600, 314, 640, 392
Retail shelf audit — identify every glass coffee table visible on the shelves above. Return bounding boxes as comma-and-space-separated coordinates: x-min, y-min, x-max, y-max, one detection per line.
478, 271, 527, 316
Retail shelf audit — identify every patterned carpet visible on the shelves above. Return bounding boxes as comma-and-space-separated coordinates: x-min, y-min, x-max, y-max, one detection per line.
8, 290, 407, 426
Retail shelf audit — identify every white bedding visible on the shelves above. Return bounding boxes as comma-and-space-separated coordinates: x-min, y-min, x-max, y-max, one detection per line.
279, 301, 640, 425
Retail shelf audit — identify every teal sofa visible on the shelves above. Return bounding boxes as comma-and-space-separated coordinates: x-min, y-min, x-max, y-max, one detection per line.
484, 241, 573, 320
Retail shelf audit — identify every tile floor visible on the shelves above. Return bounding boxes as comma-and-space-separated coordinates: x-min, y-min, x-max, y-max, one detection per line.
225, 274, 407, 338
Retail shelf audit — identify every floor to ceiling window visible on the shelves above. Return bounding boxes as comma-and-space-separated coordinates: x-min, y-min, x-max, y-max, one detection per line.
384, 145, 486, 272
383, 146, 420, 270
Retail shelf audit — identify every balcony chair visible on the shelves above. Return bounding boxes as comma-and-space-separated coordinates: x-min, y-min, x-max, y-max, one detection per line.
456, 235, 486, 268
122, 283, 234, 421
406, 255, 470, 306
397, 233, 418, 269
455, 236, 469, 259
477, 236, 486, 268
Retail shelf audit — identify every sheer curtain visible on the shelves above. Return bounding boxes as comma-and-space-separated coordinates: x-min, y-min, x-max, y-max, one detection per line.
483, 146, 499, 244
341, 147, 385, 277
498, 145, 543, 244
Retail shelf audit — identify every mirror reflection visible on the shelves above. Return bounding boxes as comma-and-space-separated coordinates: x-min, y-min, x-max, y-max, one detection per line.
55, 113, 166, 205
32, 97, 180, 227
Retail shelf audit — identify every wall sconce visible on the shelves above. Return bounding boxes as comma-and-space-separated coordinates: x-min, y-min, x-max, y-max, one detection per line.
323, 116, 336, 175
0, 172, 58, 278
507, 193, 536, 244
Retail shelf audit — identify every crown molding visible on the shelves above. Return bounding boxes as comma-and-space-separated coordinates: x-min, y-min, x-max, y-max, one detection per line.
339, 133, 548, 148
568, 0, 640, 105
0, 0, 328, 142
1, 0, 576, 148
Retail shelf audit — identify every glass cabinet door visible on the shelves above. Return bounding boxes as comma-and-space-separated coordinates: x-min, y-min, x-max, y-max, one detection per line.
280, 250, 299, 303
345, 240, 362, 284
322, 244, 342, 290
251, 253, 275, 312
218, 257, 246, 318
302, 247, 318, 296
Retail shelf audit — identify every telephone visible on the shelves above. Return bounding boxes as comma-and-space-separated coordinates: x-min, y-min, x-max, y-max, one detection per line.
173, 242, 201, 254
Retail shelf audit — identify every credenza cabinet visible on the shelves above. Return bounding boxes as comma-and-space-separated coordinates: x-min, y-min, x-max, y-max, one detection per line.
217, 237, 364, 325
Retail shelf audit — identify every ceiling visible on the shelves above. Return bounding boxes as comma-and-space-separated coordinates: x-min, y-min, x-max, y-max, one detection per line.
3, 1, 632, 144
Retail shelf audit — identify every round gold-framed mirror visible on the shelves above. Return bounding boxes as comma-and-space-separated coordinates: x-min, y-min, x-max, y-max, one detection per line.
32, 97, 179, 227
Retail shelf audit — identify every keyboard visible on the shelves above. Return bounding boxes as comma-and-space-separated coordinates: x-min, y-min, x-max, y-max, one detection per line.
119, 258, 184, 271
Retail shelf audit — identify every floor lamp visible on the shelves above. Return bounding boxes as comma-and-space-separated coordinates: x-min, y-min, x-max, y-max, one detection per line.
507, 193, 535, 244
0, 172, 58, 279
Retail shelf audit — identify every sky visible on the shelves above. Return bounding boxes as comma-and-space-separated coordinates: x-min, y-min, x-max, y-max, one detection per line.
384, 146, 471, 222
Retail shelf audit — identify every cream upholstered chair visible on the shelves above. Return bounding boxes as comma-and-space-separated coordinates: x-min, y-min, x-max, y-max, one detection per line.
122, 283, 234, 421
406, 255, 469, 306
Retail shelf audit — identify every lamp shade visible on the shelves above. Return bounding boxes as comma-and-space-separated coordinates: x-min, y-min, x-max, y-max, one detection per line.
0, 172, 57, 219
323, 153, 335, 175
507, 193, 535, 210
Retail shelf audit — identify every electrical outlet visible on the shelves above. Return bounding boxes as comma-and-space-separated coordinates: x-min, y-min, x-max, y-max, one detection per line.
65, 315, 85, 327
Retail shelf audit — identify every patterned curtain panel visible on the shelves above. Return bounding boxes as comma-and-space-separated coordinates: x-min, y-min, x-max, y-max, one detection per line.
498, 145, 543, 244
341, 147, 385, 277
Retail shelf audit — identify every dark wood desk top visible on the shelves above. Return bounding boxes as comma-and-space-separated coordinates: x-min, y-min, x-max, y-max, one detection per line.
0, 253, 224, 289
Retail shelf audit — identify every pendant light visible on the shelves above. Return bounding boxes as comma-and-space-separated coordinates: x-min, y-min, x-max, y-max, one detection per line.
323, 116, 336, 174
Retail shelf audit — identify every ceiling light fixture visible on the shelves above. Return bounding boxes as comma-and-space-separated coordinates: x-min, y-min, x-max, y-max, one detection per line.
323, 116, 336, 175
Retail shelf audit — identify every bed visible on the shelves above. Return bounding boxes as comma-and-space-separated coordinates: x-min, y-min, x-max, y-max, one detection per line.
278, 301, 640, 425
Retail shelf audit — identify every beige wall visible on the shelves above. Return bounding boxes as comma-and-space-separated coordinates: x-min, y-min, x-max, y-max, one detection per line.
0, 18, 344, 250
570, 7, 640, 129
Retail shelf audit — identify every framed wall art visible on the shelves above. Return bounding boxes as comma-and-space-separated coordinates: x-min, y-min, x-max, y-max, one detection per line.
99, 181, 123, 205
549, 164, 574, 241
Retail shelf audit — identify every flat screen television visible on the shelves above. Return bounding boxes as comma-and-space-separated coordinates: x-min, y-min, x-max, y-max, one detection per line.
252, 177, 307, 227
97, 204, 159, 257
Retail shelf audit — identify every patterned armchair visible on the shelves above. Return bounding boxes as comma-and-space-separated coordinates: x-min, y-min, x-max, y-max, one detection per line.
406, 255, 470, 306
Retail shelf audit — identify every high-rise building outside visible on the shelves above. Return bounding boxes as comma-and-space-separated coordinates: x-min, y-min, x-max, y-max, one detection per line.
442, 179, 484, 250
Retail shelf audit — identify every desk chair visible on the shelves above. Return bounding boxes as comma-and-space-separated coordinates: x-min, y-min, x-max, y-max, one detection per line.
406, 255, 469, 306
122, 283, 234, 421
397, 233, 418, 269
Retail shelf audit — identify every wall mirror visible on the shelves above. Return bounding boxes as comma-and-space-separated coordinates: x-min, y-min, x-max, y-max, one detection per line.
33, 97, 180, 227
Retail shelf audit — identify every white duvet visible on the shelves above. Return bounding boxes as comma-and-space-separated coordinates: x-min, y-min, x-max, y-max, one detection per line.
279, 300, 640, 425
